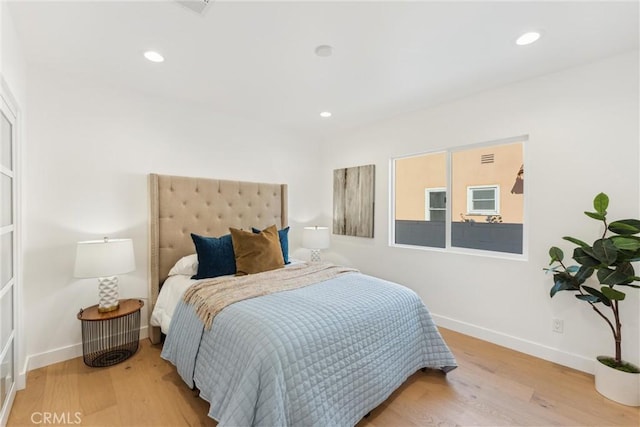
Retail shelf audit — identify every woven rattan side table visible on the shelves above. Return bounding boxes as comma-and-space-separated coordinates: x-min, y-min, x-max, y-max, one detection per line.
77, 299, 144, 367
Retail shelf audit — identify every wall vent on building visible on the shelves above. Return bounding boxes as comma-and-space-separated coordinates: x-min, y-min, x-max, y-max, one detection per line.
481, 153, 494, 164
176, 0, 211, 15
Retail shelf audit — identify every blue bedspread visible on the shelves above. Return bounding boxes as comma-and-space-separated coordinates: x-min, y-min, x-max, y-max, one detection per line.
162, 272, 456, 426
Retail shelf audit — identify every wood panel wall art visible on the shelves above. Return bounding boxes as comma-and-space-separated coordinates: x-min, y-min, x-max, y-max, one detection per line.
333, 164, 375, 238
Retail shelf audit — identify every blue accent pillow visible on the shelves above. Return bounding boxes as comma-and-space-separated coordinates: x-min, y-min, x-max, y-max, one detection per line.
252, 226, 290, 264
191, 233, 236, 279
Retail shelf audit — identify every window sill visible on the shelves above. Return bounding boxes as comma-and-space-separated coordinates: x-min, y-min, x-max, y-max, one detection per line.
390, 242, 528, 261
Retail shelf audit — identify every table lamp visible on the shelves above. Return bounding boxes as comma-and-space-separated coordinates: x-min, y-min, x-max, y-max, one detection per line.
74, 237, 135, 313
302, 226, 330, 262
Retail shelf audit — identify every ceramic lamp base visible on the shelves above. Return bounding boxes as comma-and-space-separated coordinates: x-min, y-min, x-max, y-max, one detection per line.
310, 249, 322, 262
98, 276, 120, 313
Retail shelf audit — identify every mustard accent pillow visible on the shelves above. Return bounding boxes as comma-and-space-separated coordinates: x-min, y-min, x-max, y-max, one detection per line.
230, 225, 285, 275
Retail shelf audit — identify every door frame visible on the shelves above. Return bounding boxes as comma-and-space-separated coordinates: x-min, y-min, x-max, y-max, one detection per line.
0, 75, 22, 426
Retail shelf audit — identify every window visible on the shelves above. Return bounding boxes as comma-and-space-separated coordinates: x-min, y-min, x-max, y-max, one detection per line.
391, 137, 525, 256
467, 185, 499, 215
425, 188, 446, 221
394, 152, 446, 248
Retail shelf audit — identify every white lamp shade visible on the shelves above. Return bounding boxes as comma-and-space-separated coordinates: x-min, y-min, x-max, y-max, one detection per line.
74, 238, 136, 278
302, 226, 330, 250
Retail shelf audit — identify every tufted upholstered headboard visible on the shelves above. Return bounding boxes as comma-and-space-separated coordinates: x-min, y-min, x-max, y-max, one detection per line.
148, 174, 288, 343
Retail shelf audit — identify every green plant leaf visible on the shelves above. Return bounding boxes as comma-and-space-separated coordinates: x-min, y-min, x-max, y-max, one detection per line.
592, 239, 618, 265
629, 249, 640, 262
585, 211, 605, 221
566, 265, 580, 273
553, 271, 571, 283
576, 294, 600, 303
548, 246, 564, 264
575, 265, 595, 284
617, 261, 635, 277
622, 262, 635, 277
593, 193, 609, 215
601, 286, 626, 301
583, 286, 611, 306
573, 247, 600, 267
597, 268, 619, 285
609, 219, 640, 236
562, 236, 589, 248
611, 236, 640, 251
597, 262, 635, 285
550, 279, 576, 297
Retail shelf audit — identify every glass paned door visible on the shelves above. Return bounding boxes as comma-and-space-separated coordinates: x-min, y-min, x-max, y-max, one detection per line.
0, 94, 17, 425
0, 109, 11, 170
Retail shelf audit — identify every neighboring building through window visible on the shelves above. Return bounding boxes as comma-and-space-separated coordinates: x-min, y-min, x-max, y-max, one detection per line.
394, 152, 446, 248
392, 137, 525, 256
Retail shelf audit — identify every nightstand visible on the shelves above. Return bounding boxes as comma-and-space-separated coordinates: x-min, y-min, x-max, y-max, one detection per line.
77, 298, 144, 367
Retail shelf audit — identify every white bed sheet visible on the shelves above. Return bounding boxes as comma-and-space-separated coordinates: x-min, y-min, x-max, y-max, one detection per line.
150, 274, 198, 334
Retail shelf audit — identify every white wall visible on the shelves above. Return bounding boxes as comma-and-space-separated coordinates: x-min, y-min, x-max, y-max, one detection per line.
320, 51, 640, 373
22, 65, 323, 369
1, 2, 26, 101
1, 2, 28, 388
18, 40, 640, 377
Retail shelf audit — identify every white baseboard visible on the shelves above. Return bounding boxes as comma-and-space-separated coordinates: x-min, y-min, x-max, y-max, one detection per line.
16, 371, 26, 390
25, 326, 149, 372
432, 314, 595, 374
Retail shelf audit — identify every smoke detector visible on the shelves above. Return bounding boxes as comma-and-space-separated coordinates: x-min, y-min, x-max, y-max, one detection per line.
177, 0, 211, 15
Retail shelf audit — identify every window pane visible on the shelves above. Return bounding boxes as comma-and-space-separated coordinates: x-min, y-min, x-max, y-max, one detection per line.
394, 153, 446, 248
452, 142, 523, 254
0, 111, 11, 171
0, 287, 13, 351
0, 341, 13, 408
473, 200, 495, 210
1, 232, 13, 289
430, 192, 446, 209
473, 189, 495, 200
430, 210, 446, 222
1, 174, 12, 227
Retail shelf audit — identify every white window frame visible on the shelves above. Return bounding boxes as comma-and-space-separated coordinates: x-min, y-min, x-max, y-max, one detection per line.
467, 185, 500, 215
389, 135, 528, 260
424, 187, 446, 221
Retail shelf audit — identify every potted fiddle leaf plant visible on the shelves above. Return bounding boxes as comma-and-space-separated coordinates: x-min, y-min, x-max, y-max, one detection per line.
545, 192, 640, 406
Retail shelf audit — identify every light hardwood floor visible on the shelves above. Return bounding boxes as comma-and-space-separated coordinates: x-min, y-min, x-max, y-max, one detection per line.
8, 328, 640, 426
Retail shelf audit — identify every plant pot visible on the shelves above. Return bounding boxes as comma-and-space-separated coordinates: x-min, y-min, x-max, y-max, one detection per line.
594, 356, 640, 406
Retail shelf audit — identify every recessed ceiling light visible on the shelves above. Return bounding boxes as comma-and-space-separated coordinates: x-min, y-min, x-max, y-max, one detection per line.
516, 32, 541, 46
315, 45, 333, 57
320, 111, 332, 118
144, 51, 165, 63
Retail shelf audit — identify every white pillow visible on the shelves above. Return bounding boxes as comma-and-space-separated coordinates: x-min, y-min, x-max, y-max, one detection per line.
168, 254, 198, 277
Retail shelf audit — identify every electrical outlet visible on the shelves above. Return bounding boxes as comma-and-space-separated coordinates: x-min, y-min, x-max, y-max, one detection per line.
552, 318, 564, 334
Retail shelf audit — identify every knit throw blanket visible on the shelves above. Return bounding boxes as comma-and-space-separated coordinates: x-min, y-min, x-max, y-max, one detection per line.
183, 262, 359, 329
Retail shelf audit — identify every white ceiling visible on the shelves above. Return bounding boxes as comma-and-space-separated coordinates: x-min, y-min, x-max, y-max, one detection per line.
8, 0, 639, 138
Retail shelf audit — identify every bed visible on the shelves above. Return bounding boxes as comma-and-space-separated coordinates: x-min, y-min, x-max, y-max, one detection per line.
148, 173, 457, 426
